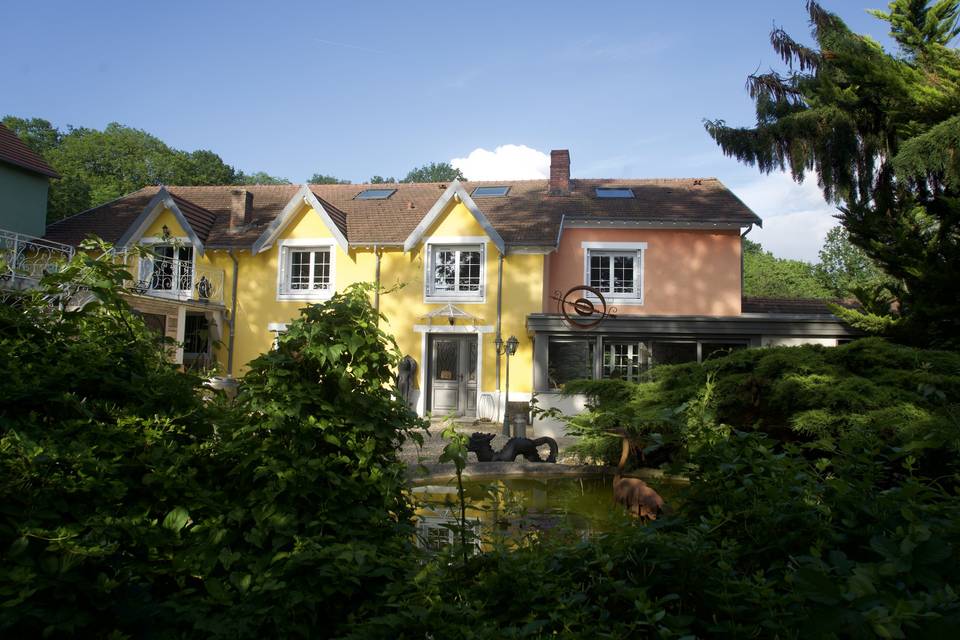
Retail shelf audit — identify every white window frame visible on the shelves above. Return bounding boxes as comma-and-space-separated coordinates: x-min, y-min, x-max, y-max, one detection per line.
137, 236, 195, 301
276, 239, 336, 301
582, 241, 647, 304
424, 237, 487, 303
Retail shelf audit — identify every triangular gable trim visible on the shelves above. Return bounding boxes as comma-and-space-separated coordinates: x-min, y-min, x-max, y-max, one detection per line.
252, 185, 349, 255
115, 187, 206, 256
402, 180, 506, 253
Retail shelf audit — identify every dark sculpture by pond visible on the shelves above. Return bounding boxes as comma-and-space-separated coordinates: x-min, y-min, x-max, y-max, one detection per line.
467, 432, 558, 463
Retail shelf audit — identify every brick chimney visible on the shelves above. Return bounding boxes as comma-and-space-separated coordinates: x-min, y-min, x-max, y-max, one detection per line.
549, 149, 570, 195
230, 189, 252, 232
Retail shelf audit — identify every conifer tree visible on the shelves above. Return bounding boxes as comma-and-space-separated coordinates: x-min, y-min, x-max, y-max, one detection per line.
705, 1, 960, 346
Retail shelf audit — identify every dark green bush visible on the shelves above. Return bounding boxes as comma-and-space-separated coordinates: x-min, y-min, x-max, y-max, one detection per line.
0, 251, 424, 639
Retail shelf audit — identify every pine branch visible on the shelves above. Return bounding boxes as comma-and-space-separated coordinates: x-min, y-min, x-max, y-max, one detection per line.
770, 27, 821, 71
746, 72, 803, 103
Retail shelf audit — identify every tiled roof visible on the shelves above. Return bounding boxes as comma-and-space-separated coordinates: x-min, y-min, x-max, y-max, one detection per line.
0, 123, 60, 178
742, 297, 859, 315
46, 178, 761, 248
167, 192, 218, 243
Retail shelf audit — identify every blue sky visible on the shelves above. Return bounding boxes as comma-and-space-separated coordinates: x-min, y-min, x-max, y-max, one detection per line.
3, 1, 894, 261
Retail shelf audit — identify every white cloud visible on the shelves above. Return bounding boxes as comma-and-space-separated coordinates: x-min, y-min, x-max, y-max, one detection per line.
451, 144, 550, 181
730, 172, 841, 262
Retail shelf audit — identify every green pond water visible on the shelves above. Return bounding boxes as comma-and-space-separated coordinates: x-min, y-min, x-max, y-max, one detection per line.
411, 475, 684, 551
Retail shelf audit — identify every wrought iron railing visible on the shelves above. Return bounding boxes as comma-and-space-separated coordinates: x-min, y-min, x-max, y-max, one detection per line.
112, 250, 225, 304
0, 229, 75, 283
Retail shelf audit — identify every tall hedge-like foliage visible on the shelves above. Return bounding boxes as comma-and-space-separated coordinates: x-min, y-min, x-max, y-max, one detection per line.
0, 254, 424, 638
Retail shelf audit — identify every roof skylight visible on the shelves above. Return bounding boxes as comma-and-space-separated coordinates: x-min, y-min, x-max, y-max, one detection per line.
355, 188, 397, 200
595, 187, 634, 198
471, 186, 510, 197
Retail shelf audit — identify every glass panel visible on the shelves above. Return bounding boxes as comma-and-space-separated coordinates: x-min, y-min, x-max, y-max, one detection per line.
151, 245, 175, 290
595, 188, 634, 198
612, 255, 634, 294
472, 186, 510, 197
466, 341, 477, 382
589, 254, 609, 290
433, 250, 456, 292
434, 340, 459, 381
651, 342, 698, 365
290, 251, 311, 290
177, 246, 193, 290
183, 314, 209, 355
355, 188, 396, 200
602, 343, 638, 381
548, 339, 594, 389
458, 251, 481, 291
313, 250, 330, 289
701, 342, 746, 362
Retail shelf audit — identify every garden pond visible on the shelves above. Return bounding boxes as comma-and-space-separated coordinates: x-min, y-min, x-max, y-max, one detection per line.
411, 472, 687, 552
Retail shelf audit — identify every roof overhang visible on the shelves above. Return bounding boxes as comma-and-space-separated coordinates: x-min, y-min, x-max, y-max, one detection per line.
252, 185, 349, 255
563, 219, 751, 231
402, 180, 506, 254
115, 188, 206, 256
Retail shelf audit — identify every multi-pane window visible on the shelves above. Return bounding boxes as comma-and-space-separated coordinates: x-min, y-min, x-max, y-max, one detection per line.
278, 243, 335, 299
602, 341, 650, 381
288, 249, 331, 290
429, 245, 483, 297
586, 247, 643, 299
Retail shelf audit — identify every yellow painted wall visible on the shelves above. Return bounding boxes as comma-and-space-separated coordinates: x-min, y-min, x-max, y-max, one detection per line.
132, 201, 543, 401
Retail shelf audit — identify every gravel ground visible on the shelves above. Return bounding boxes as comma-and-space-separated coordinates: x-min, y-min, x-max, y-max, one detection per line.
399, 419, 580, 468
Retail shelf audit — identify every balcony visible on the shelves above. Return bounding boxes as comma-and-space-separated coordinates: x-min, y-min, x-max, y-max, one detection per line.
0, 229, 74, 286
113, 250, 225, 305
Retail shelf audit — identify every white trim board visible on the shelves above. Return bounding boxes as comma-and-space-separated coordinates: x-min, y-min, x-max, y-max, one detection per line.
414, 324, 495, 333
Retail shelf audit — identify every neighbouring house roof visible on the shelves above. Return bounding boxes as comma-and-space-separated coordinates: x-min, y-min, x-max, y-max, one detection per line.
0, 123, 60, 179
741, 297, 860, 315
45, 178, 761, 249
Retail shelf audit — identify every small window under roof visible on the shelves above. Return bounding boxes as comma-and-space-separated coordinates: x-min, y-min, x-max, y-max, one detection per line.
355, 188, 397, 200
595, 187, 634, 198
471, 185, 510, 197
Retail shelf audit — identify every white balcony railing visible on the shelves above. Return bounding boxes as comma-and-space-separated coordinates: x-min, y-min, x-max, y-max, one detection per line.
0, 229, 75, 284
113, 250, 225, 305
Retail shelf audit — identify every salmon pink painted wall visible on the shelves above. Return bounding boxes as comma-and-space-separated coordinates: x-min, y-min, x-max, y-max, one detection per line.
547, 228, 741, 316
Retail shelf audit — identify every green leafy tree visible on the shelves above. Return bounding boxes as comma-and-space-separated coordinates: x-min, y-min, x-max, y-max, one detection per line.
1, 116, 61, 155
815, 225, 894, 297
705, 0, 960, 346
308, 173, 351, 184
742, 238, 831, 298
233, 170, 290, 185
369, 175, 397, 184
400, 161, 465, 183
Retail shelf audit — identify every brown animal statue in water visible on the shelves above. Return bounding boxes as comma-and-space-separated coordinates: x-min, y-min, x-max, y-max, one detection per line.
613, 437, 664, 519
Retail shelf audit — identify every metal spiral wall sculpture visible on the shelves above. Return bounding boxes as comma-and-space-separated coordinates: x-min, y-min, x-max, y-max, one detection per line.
551, 285, 617, 329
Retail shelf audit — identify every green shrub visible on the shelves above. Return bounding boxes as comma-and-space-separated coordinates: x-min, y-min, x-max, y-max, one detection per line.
0, 251, 424, 638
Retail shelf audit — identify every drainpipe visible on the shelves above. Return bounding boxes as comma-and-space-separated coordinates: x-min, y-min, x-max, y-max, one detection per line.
495, 252, 504, 417
226, 249, 239, 377
495, 252, 504, 386
374, 245, 382, 323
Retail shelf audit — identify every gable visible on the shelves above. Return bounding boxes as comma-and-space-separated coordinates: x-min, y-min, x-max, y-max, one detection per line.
402, 181, 505, 253
142, 209, 187, 239
252, 185, 348, 254
279, 203, 338, 241
115, 188, 207, 255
